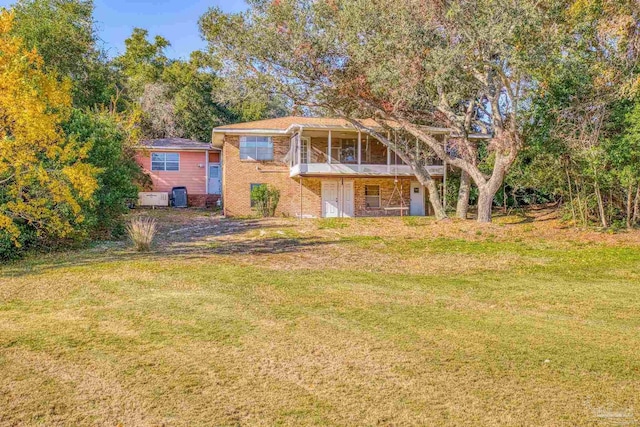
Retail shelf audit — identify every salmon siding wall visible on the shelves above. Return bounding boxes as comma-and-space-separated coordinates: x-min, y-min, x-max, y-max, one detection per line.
136, 151, 207, 195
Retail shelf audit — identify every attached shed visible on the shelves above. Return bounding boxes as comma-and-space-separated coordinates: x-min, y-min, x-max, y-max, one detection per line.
136, 138, 222, 208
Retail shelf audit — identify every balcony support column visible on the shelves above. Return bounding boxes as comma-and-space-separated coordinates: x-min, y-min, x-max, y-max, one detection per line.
357, 131, 361, 166
297, 131, 302, 166
328, 130, 332, 164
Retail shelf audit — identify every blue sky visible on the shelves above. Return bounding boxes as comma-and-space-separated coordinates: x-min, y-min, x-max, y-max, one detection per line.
0, 0, 247, 59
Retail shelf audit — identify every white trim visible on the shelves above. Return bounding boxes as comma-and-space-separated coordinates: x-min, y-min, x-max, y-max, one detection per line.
137, 147, 217, 152
327, 130, 332, 165
205, 150, 209, 194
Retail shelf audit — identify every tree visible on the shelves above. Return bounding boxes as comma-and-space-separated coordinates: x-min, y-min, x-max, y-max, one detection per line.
64, 109, 147, 238
114, 28, 171, 99
200, 0, 561, 222
0, 10, 98, 255
10, 0, 119, 108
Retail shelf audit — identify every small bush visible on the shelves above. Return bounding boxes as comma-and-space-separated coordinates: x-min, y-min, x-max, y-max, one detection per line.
126, 216, 157, 251
251, 185, 280, 217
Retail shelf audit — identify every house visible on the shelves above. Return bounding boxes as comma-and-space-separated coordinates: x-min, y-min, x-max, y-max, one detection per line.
136, 138, 222, 207
212, 117, 453, 218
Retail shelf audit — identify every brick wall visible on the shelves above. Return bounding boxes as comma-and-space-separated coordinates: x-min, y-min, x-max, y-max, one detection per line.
222, 134, 436, 217
223, 135, 305, 217
353, 178, 412, 216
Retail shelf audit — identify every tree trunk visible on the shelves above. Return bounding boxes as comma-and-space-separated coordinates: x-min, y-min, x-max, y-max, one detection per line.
626, 183, 634, 229
633, 184, 640, 226
426, 178, 447, 220
594, 180, 608, 228
477, 188, 494, 223
456, 171, 470, 220
411, 165, 448, 220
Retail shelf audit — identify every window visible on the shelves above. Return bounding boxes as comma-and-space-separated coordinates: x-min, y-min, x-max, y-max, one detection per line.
151, 152, 180, 171
365, 185, 381, 208
250, 183, 265, 207
300, 137, 311, 163
240, 136, 273, 161
339, 139, 357, 164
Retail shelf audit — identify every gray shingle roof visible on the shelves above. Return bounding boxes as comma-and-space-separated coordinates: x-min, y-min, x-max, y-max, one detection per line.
139, 138, 215, 150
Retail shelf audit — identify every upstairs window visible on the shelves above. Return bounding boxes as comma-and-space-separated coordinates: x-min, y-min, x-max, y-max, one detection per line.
151, 152, 180, 171
240, 136, 273, 161
365, 185, 381, 208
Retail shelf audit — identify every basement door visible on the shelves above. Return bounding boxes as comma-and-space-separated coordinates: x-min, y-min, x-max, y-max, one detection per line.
410, 181, 426, 216
322, 180, 354, 218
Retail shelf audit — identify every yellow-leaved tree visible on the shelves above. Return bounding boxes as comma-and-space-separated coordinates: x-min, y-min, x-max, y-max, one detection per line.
0, 10, 98, 251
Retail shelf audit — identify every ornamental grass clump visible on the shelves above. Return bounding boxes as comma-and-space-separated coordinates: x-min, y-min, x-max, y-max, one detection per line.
126, 216, 157, 251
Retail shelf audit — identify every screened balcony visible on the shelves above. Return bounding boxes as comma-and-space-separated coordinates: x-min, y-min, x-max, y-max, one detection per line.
288, 130, 445, 177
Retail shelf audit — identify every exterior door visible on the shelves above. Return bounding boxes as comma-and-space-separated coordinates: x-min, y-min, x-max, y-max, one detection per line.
410, 181, 426, 216
208, 164, 221, 195
341, 181, 354, 217
322, 181, 354, 218
322, 181, 340, 218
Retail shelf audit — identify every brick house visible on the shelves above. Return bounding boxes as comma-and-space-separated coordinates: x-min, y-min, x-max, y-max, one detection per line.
136, 138, 222, 207
212, 117, 452, 218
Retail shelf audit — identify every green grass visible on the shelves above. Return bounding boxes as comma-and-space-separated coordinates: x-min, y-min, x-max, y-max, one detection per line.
1, 215, 640, 426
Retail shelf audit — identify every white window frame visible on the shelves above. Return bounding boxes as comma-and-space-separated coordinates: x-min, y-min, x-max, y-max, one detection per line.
365, 185, 381, 209
300, 137, 311, 163
240, 136, 274, 161
151, 152, 180, 172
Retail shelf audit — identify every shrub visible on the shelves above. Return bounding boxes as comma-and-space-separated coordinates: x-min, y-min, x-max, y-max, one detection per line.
251, 184, 280, 217
64, 109, 146, 239
126, 216, 157, 251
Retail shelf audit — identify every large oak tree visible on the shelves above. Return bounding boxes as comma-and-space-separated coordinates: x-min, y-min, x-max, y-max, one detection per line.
200, 0, 562, 222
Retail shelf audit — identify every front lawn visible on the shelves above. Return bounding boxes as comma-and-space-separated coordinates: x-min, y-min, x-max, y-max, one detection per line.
1, 211, 639, 426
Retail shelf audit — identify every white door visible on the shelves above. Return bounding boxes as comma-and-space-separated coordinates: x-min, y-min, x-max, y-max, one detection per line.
208, 164, 221, 195
410, 181, 426, 216
341, 181, 354, 217
322, 181, 354, 218
322, 181, 340, 218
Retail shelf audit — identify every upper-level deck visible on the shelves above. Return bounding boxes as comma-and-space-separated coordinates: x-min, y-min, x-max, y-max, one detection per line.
288, 129, 445, 178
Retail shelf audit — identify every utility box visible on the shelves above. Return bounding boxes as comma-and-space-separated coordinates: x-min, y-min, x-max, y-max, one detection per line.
138, 192, 169, 207
171, 187, 188, 208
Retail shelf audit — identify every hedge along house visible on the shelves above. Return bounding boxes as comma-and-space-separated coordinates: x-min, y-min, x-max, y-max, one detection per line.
213, 117, 468, 218
135, 138, 222, 207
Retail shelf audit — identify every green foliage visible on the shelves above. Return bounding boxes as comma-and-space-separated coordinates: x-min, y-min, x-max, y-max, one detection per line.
10, 0, 118, 109
114, 28, 171, 99
250, 184, 280, 217
64, 109, 146, 238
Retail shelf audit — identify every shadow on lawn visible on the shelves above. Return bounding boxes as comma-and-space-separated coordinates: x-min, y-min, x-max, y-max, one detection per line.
0, 218, 332, 278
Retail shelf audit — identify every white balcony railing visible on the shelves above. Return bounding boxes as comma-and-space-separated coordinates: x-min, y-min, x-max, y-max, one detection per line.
290, 163, 445, 178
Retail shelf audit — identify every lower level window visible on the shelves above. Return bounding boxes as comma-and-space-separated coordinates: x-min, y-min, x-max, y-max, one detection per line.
250, 183, 265, 207
365, 185, 381, 208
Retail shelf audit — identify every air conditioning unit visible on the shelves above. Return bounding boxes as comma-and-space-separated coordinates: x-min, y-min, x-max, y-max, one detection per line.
138, 192, 169, 207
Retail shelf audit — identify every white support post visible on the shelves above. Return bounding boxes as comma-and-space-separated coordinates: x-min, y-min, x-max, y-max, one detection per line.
387, 131, 391, 166
328, 130, 332, 164
443, 136, 448, 209
297, 132, 302, 166
205, 150, 209, 195
357, 131, 362, 165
